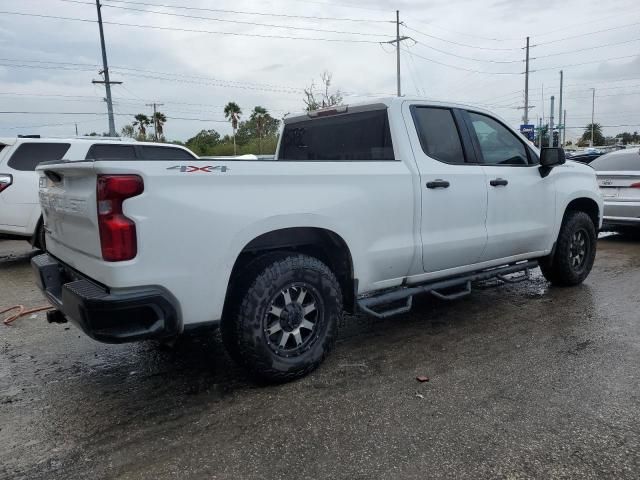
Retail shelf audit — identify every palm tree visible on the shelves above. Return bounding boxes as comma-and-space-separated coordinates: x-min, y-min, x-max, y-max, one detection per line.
133, 114, 150, 139
582, 123, 603, 147
251, 106, 268, 154
224, 102, 242, 155
152, 112, 167, 141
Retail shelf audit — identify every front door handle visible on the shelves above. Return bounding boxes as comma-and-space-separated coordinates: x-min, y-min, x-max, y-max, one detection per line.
426, 179, 450, 189
490, 178, 508, 187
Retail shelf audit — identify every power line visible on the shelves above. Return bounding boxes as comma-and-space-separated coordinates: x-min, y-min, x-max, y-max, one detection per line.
402, 24, 520, 51
413, 40, 523, 64
0, 111, 230, 122
402, 46, 522, 75
58, 0, 392, 23
57, 0, 387, 37
1, 118, 103, 130
533, 20, 640, 46
0, 58, 306, 95
533, 54, 639, 72
532, 37, 640, 59
0, 10, 390, 43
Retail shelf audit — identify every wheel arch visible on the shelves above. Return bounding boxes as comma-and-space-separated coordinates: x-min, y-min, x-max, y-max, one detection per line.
564, 196, 600, 229
225, 227, 356, 314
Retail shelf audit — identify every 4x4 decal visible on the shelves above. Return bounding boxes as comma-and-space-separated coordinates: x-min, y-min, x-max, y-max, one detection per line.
167, 165, 229, 173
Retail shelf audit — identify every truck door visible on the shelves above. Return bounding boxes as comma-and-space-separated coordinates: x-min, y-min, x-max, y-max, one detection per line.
403, 103, 488, 273
462, 110, 556, 261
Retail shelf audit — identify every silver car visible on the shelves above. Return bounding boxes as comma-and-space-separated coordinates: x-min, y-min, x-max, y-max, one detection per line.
591, 148, 640, 230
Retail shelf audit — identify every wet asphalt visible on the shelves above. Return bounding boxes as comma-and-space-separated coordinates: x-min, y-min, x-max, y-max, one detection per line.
0, 235, 639, 479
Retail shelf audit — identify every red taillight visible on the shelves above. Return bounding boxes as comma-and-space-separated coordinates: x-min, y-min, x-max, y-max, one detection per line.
630, 182, 640, 189
97, 175, 143, 262
0, 174, 12, 193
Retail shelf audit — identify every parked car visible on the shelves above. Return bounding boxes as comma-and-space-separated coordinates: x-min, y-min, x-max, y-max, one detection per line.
591, 148, 640, 230
567, 151, 603, 164
31, 98, 602, 382
0, 136, 197, 248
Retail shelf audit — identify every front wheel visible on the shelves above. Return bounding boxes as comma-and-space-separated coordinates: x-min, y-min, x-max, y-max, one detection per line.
540, 211, 597, 286
222, 254, 342, 383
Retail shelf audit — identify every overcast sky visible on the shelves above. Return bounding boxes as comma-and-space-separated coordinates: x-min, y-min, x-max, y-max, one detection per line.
0, 0, 639, 142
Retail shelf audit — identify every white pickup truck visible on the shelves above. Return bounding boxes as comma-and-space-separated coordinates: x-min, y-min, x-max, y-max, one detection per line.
32, 98, 602, 382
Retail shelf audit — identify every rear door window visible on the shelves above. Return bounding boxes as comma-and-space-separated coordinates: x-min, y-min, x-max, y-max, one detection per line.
279, 109, 394, 161
140, 146, 196, 160
412, 107, 466, 164
85, 144, 138, 160
591, 151, 640, 171
8, 143, 71, 171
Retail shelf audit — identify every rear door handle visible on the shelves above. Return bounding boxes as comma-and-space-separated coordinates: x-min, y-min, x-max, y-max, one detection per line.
490, 178, 508, 187
426, 179, 450, 189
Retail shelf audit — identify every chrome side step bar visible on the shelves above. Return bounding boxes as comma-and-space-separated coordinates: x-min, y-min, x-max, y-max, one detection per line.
357, 260, 538, 319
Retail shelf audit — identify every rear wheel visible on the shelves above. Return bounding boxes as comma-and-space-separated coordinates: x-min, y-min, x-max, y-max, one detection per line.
34, 221, 46, 251
540, 211, 596, 286
221, 254, 342, 383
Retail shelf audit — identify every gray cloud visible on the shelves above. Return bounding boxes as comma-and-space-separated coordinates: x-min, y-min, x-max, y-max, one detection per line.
0, 0, 638, 140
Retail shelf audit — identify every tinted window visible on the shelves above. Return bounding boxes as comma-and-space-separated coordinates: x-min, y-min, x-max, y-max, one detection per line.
140, 146, 196, 160
412, 107, 465, 164
279, 110, 394, 161
468, 112, 529, 166
8, 143, 70, 171
591, 151, 640, 171
85, 144, 137, 160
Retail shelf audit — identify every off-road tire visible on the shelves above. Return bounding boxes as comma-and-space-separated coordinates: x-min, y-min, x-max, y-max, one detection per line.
34, 222, 46, 251
540, 211, 597, 286
221, 253, 342, 383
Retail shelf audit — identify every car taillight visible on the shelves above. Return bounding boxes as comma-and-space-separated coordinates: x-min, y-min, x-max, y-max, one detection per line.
97, 175, 143, 262
0, 174, 12, 193
630, 182, 640, 189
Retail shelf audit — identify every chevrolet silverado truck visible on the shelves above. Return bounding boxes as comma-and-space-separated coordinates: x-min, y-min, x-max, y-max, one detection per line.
32, 98, 602, 382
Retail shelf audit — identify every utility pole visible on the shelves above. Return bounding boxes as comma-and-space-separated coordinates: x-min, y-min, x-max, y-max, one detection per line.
563, 109, 567, 146
146, 102, 164, 141
558, 70, 563, 148
384, 11, 410, 97
549, 95, 555, 147
92, 0, 120, 137
591, 88, 596, 147
538, 117, 542, 149
75, 123, 78, 137
523, 36, 530, 124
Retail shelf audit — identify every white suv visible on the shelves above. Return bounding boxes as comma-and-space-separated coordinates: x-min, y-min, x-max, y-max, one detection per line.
0, 136, 197, 248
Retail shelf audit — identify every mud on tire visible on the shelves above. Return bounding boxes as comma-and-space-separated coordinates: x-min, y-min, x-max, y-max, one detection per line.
221, 254, 342, 383
540, 210, 597, 286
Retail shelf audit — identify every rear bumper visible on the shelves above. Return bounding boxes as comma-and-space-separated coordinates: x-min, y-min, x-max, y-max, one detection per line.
602, 200, 640, 227
32, 253, 181, 343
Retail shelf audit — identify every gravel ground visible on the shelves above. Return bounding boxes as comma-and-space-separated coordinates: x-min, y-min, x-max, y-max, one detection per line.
0, 235, 639, 479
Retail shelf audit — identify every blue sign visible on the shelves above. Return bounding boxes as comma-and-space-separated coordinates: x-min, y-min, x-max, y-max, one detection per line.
520, 124, 535, 141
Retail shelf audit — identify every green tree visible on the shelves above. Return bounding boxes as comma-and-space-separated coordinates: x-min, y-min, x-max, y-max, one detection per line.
185, 129, 222, 156
121, 124, 135, 138
224, 102, 242, 155
235, 106, 280, 153
133, 114, 151, 139
303, 71, 343, 112
152, 111, 167, 141
581, 123, 604, 146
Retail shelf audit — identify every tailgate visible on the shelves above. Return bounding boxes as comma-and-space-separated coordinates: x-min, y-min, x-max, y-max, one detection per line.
37, 161, 102, 258
597, 171, 640, 201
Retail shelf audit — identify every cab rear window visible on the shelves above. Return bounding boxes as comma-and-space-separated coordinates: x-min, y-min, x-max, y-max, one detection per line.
8, 143, 71, 171
278, 109, 395, 161
85, 144, 137, 160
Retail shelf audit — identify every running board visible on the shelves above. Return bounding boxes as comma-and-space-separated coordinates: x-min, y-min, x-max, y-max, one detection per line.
357, 261, 538, 319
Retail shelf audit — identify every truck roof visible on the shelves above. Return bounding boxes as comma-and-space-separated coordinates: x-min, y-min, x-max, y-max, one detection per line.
283, 97, 498, 124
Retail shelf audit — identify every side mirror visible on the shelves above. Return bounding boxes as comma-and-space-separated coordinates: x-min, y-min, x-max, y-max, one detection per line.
540, 147, 566, 167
